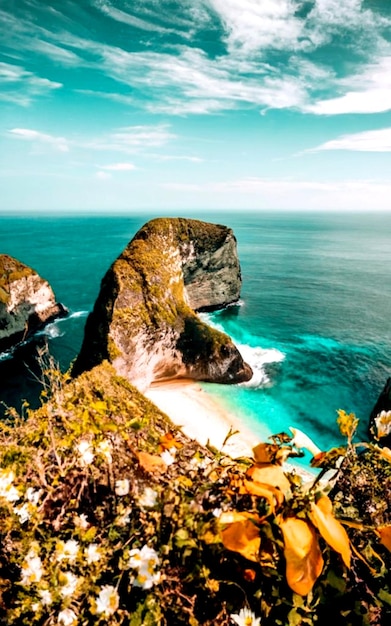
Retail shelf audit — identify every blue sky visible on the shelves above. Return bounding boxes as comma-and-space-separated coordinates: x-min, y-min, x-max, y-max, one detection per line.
1, 0, 391, 212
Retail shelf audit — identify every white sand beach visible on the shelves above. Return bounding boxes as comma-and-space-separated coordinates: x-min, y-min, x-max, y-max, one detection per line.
144, 378, 259, 458
145, 379, 317, 482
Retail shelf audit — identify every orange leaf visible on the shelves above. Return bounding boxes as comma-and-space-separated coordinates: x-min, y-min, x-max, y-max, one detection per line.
279, 516, 324, 596
252, 442, 280, 464
242, 479, 284, 512
377, 525, 391, 552
137, 451, 167, 474
219, 512, 261, 562
246, 463, 291, 496
309, 496, 351, 568
159, 432, 182, 452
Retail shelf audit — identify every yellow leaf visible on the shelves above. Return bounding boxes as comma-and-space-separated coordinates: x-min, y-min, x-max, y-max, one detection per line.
219, 511, 261, 562
279, 516, 324, 596
377, 525, 391, 552
247, 463, 291, 496
309, 496, 351, 568
91, 400, 107, 413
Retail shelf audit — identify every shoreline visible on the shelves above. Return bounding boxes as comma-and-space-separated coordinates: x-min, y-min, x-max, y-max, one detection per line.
145, 378, 318, 482
144, 378, 258, 458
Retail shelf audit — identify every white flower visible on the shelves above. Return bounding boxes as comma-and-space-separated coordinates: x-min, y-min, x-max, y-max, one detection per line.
0, 468, 20, 502
161, 450, 175, 466
138, 487, 158, 508
96, 585, 119, 616
56, 539, 79, 563
15, 502, 31, 524
20, 554, 44, 585
129, 545, 160, 589
74, 513, 89, 530
59, 571, 79, 598
212, 508, 222, 518
97, 439, 113, 463
85, 543, 101, 564
230, 608, 261, 626
189, 455, 212, 470
58, 608, 77, 625
115, 479, 130, 496
77, 440, 94, 466
38, 589, 52, 606
26, 487, 42, 505
289, 427, 321, 457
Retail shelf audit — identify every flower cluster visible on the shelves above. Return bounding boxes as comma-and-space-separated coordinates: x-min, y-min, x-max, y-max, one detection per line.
128, 545, 161, 590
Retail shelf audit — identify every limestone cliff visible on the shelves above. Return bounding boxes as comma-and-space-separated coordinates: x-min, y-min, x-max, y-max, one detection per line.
73, 218, 252, 389
0, 254, 67, 352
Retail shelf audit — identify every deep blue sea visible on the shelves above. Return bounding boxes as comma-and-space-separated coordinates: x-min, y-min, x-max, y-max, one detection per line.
1, 211, 391, 458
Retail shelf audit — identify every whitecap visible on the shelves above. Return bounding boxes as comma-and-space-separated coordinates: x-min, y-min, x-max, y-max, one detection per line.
237, 344, 285, 389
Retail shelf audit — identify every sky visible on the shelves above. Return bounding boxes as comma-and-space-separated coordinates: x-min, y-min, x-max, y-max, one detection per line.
1, 0, 391, 213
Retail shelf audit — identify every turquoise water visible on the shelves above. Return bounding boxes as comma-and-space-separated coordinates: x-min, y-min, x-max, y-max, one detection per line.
1, 211, 391, 457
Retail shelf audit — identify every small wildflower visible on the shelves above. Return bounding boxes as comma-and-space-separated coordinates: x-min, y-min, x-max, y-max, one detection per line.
129, 545, 160, 589
289, 427, 321, 457
0, 468, 20, 502
20, 552, 44, 585
96, 585, 119, 616
115, 479, 130, 496
97, 439, 113, 463
161, 449, 175, 466
230, 607, 261, 626
85, 543, 101, 564
14, 502, 31, 524
56, 539, 79, 563
375, 410, 391, 439
74, 513, 89, 530
138, 487, 158, 508
59, 571, 79, 598
25, 487, 42, 505
38, 589, 52, 606
116, 505, 131, 526
77, 440, 94, 466
58, 608, 78, 625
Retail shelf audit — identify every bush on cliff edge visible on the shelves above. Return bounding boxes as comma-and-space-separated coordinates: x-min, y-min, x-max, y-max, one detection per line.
0, 352, 390, 625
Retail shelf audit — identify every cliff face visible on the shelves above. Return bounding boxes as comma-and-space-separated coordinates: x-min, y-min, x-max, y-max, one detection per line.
0, 254, 67, 352
73, 218, 252, 389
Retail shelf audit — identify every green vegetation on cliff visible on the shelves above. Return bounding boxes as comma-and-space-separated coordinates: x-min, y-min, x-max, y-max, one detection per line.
0, 354, 390, 625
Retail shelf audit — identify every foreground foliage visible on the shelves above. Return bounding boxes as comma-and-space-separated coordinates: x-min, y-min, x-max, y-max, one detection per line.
0, 355, 390, 625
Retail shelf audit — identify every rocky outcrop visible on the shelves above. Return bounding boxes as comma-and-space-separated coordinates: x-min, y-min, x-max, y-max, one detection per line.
73, 218, 252, 389
0, 254, 67, 352
369, 377, 391, 447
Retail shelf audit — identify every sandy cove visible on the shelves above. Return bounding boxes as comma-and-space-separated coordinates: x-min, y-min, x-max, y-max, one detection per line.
144, 378, 259, 459
145, 378, 317, 482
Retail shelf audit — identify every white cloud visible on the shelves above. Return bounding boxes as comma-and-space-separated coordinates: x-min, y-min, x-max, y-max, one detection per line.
99, 162, 136, 170
207, 0, 304, 53
8, 128, 69, 152
311, 127, 391, 152
0, 62, 62, 105
94, 0, 172, 33
308, 56, 391, 114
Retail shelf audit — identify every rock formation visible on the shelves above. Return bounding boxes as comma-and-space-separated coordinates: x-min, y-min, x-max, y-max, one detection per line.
0, 254, 67, 353
369, 377, 391, 447
73, 217, 252, 389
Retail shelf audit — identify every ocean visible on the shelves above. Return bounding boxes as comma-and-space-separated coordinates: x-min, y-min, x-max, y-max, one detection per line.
1, 211, 390, 459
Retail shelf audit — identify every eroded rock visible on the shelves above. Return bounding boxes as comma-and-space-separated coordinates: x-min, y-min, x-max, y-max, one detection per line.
0, 254, 67, 352
73, 218, 252, 389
